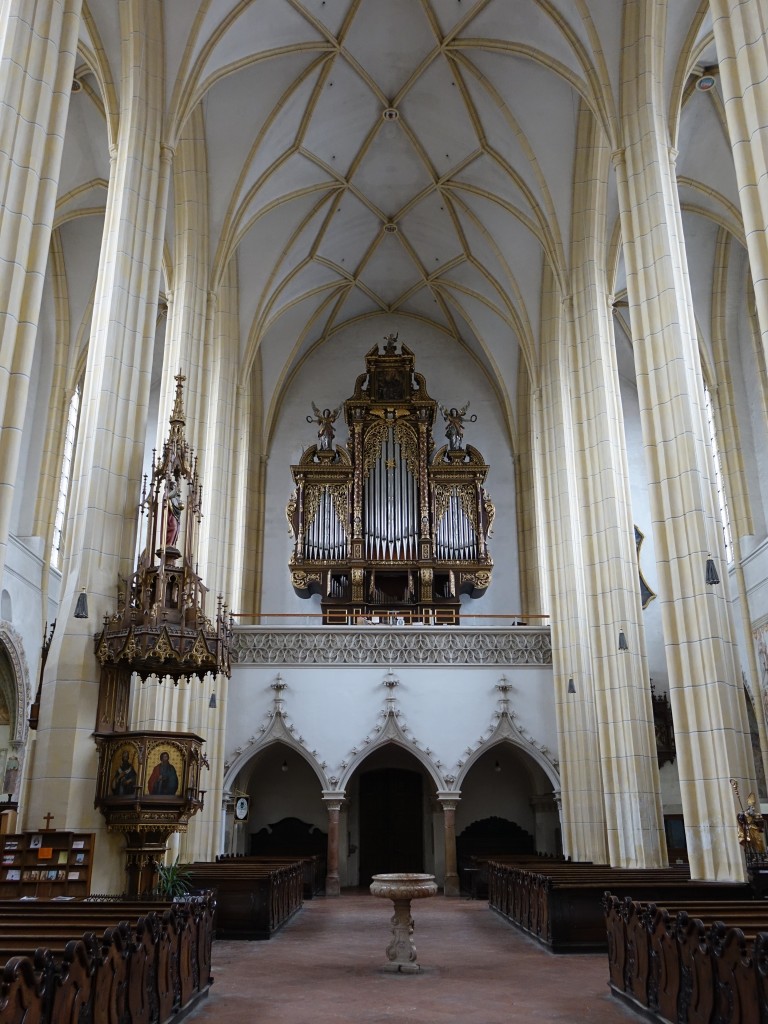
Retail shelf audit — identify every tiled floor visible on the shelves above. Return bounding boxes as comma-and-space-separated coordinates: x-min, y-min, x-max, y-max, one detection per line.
188, 893, 641, 1023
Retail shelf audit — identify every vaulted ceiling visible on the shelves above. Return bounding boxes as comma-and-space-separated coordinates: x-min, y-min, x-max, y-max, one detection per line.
56, 1, 736, 432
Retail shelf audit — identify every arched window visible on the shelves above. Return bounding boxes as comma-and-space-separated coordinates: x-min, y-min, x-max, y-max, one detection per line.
51, 384, 81, 568
703, 382, 733, 565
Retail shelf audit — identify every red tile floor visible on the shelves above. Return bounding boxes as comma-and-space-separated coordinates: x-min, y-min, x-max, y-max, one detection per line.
188, 893, 640, 1023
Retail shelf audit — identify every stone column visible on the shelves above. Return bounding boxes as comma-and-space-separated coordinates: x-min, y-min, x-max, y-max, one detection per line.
710, 231, 768, 788
26, 0, 171, 894
617, 1, 754, 879
536, 263, 608, 865
437, 794, 460, 896
569, 104, 666, 867
530, 792, 560, 856
709, 0, 768, 368
214, 347, 245, 598
197, 284, 243, 603
181, 671, 228, 864
0, 0, 82, 585
515, 365, 542, 616
236, 298, 265, 616
160, 105, 210, 446
323, 793, 345, 896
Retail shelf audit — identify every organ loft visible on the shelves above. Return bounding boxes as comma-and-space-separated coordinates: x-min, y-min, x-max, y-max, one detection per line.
287, 335, 495, 624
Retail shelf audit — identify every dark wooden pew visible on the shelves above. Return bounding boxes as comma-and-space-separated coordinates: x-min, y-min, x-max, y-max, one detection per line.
0, 893, 215, 1024
489, 861, 750, 952
187, 860, 302, 939
604, 892, 768, 1024
215, 853, 324, 898
455, 817, 537, 896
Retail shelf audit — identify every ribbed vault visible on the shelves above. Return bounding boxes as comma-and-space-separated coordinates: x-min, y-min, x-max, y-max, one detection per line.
54, 1, 738, 445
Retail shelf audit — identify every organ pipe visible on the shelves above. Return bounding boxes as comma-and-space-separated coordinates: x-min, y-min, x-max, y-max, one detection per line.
288, 336, 493, 618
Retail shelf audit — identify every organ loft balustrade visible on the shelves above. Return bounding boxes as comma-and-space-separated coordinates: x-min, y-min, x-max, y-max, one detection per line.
287, 335, 495, 625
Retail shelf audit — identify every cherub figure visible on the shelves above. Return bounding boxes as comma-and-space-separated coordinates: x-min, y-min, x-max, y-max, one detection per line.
438, 401, 476, 451
308, 402, 341, 450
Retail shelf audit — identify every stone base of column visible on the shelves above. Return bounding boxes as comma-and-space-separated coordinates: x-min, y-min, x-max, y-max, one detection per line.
325, 873, 340, 896
443, 872, 460, 897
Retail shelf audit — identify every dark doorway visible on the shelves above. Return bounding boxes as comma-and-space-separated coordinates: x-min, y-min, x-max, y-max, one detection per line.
358, 767, 424, 885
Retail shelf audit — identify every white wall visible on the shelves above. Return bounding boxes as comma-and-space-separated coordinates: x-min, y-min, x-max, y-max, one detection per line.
3, 537, 60, 694
224, 659, 558, 791
224, 654, 558, 883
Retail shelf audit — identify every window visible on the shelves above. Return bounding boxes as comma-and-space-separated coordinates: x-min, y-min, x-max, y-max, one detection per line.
703, 382, 733, 565
51, 385, 81, 568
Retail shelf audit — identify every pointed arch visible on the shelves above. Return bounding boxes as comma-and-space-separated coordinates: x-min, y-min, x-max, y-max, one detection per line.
0, 622, 31, 748
335, 706, 445, 795
223, 707, 329, 792
455, 705, 560, 793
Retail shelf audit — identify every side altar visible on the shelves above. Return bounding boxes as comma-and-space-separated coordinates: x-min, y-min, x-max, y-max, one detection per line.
287, 335, 495, 624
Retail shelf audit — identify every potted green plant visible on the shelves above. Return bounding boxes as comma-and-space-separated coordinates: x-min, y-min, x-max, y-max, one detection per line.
154, 857, 192, 899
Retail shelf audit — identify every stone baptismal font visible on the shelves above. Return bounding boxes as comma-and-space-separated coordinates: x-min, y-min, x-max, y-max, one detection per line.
369, 873, 438, 972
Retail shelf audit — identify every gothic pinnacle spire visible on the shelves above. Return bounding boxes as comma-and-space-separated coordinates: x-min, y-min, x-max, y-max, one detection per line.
169, 369, 187, 441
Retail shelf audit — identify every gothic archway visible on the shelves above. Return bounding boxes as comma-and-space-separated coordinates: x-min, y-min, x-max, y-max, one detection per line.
0, 623, 30, 750
347, 742, 438, 887
0, 623, 31, 809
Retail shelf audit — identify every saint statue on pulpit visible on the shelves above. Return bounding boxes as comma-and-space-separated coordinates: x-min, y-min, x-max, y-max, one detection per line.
165, 476, 183, 547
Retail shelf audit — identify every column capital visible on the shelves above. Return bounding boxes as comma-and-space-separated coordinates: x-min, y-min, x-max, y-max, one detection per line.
437, 791, 461, 808
160, 143, 176, 162
610, 147, 625, 171
322, 791, 346, 810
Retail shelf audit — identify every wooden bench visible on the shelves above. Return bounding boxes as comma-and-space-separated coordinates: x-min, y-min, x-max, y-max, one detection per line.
0, 898, 176, 957
604, 893, 768, 1024
188, 860, 302, 939
455, 817, 537, 896
489, 861, 750, 952
462, 852, 564, 899
0, 893, 215, 1024
215, 853, 324, 898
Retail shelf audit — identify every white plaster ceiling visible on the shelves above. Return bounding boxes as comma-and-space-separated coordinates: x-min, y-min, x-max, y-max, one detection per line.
59, 1, 741, 430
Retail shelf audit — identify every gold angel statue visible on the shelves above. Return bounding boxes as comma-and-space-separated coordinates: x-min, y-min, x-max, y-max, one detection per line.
438, 401, 477, 451
307, 402, 341, 451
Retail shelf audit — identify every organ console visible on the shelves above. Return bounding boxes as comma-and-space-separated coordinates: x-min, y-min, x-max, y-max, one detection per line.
287, 335, 494, 624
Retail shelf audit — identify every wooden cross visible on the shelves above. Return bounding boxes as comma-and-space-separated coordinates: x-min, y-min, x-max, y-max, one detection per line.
41, 812, 55, 831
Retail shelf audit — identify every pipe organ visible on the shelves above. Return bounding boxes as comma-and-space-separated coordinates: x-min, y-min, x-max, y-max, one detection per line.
287, 336, 494, 623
